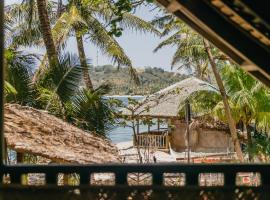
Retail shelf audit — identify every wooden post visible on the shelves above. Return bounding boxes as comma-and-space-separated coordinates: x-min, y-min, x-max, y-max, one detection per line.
185, 100, 191, 164
17, 152, 28, 185
157, 118, 160, 131
63, 174, 69, 185
0, 0, 4, 166
17, 152, 24, 163
136, 119, 139, 134
165, 135, 169, 150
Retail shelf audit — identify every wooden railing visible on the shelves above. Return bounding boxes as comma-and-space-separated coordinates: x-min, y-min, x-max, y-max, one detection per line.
133, 131, 169, 150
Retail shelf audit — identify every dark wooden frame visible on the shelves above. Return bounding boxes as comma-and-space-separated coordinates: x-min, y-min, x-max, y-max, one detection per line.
1, 0, 270, 199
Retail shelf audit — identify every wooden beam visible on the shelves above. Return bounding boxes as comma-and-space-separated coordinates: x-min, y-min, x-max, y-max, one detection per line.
0, 0, 4, 166
157, 0, 270, 86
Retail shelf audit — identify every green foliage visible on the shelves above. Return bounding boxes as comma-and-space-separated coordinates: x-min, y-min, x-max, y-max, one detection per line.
4, 81, 17, 96
108, 0, 154, 36
220, 64, 270, 129
189, 90, 221, 116
48, 54, 83, 103
153, 16, 212, 80
92, 65, 188, 95
36, 53, 84, 113
71, 85, 115, 135
50, 0, 158, 84
5, 48, 37, 105
35, 86, 64, 117
4, 0, 160, 139
153, 11, 270, 161
249, 131, 270, 162
5, 1, 56, 48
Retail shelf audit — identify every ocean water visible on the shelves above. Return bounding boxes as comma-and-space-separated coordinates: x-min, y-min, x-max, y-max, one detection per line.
106, 96, 167, 144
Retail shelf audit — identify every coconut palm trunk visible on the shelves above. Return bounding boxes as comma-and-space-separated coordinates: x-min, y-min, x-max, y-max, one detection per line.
204, 39, 244, 162
75, 30, 94, 90
36, 0, 59, 68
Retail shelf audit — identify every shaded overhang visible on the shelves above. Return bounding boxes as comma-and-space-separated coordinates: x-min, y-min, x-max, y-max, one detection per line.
157, 0, 270, 87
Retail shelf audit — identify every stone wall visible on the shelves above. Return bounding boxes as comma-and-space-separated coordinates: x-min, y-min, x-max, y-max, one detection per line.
170, 120, 233, 153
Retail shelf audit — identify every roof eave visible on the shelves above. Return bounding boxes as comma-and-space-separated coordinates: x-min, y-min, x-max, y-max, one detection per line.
157, 0, 270, 87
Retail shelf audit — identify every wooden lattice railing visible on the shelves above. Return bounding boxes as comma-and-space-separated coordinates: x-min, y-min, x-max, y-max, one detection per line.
1, 164, 270, 199
133, 131, 169, 150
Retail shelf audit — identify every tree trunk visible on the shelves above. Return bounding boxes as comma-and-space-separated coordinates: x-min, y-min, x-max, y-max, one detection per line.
36, 0, 59, 68
204, 39, 244, 162
75, 30, 94, 90
57, 0, 63, 18
245, 123, 253, 162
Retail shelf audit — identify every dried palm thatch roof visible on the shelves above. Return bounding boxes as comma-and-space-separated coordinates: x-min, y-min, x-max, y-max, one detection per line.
122, 77, 218, 118
4, 104, 120, 164
191, 117, 230, 132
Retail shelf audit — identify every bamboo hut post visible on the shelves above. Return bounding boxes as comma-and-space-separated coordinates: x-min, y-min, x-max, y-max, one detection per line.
157, 118, 160, 131
165, 134, 169, 150
136, 119, 139, 134
185, 100, 191, 164
17, 152, 28, 185
17, 152, 24, 163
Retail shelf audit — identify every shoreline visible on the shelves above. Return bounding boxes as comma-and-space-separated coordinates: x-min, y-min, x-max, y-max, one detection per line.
105, 95, 144, 98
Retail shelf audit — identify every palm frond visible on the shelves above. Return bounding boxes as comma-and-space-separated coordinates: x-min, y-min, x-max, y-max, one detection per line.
4, 81, 17, 96
52, 5, 87, 48
153, 31, 181, 52
5, 49, 37, 105
85, 15, 139, 83
71, 86, 115, 135
44, 53, 84, 109
120, 12, 160, 35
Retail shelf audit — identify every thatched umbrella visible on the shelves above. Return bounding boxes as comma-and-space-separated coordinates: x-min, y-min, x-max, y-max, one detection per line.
4, 104, 120, 164
122, 77, 218, 118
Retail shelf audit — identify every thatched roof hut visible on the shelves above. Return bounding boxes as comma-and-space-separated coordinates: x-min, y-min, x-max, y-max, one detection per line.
120, 77, 234, 154
4, 104, 120, 164
123, 77, 218, 118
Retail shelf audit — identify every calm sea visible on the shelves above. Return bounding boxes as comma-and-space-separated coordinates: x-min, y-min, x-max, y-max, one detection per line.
106, 96, 167, 144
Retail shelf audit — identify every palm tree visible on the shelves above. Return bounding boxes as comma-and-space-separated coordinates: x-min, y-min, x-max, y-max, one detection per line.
10, 1, 159, 89
4, 48, 38, 105
191, 64, 270, 161
6, 1, 141, 136
203, 39, 244, 161
153, 18, 210, 81
71, 84, 115, 135
36, 0, 59, 68
51, 0, 160, 89
154, 15, 245, 161
18, 0, 60, 68
6, 0, 60, 81
213, 64, 270, 160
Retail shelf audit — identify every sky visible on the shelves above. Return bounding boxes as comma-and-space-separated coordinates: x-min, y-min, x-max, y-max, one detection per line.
6, 0, 177, 71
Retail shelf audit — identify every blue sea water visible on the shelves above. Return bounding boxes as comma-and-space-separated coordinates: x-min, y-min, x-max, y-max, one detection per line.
105, 96, 167, 144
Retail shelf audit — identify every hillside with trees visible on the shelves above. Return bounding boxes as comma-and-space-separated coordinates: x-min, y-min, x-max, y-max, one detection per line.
91, 65, 188, 95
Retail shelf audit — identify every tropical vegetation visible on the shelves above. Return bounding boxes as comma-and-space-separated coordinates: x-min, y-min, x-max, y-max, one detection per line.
153, 12, 270, 162
4, 1, 270, 163
90, 65, 188, 95
4, 0, 158, 136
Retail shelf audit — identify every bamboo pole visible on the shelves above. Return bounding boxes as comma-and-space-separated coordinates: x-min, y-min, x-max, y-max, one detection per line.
136, 119, 139, 134
185, 101, 191, 163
